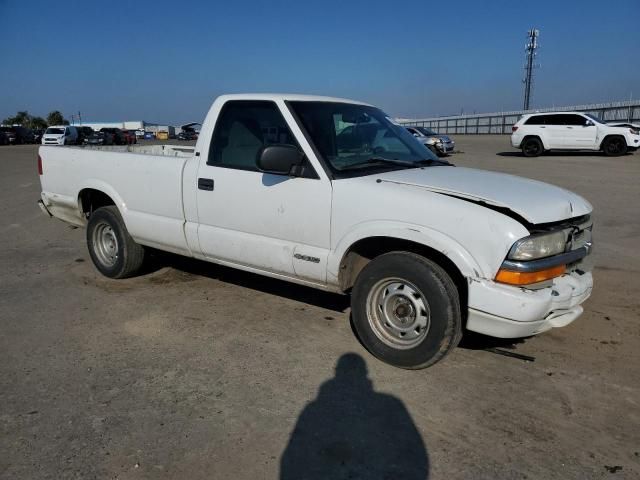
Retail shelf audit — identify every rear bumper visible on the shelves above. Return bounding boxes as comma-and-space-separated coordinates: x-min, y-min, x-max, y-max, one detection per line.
510, 134, 523, 148
466, 270, 593, 338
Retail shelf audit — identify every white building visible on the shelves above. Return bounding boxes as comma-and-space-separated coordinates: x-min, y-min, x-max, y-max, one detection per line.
72, 120, 160, 132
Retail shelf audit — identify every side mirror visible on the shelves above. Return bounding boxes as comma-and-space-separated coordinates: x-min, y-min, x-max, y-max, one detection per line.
584, 120, 594, 127
257, 144, 304, 176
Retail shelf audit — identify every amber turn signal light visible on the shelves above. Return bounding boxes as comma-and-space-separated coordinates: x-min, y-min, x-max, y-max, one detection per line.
495, 265, 566, 286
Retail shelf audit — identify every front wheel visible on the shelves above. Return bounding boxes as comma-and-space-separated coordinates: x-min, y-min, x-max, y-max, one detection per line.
351, 252, 462, 369
602, 136, 627, 156
87, 206, 145, 278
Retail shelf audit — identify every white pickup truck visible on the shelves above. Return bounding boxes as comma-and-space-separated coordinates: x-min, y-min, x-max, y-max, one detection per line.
38, 94, 594, 369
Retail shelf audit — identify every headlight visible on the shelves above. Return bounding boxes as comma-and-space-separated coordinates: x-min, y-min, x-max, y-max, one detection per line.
508, 231, 567, 261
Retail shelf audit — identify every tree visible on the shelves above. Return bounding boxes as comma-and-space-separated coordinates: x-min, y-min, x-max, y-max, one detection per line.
46, 111, 68, 126
30, 116, 48, 130
3, 111, 31, 126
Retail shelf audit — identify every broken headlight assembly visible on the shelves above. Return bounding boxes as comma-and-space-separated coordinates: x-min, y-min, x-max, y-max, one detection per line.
507, 230, 567, 261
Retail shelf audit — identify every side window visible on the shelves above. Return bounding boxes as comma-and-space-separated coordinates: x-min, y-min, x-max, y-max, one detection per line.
208, 101, 301, 171
525, 115, 546, 125
564, 115, 588, 126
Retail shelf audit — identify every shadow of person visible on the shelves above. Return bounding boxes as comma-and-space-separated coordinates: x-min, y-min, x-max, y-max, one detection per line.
280, 353, 429, 479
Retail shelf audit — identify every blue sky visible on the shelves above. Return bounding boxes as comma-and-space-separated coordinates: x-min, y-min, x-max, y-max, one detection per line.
1, 0, 638, 124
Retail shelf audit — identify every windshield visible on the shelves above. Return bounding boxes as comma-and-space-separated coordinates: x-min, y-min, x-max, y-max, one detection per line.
415, 126, 438, 136
289, 102, 439, 175
45, 127, 65, 134
585, 113, 604, 124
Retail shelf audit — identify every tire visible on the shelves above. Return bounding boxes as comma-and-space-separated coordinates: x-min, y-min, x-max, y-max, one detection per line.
601, 136, 627, 156
522, 137, 543, 157
86, 206, 145, 279
351, 252, 462, 369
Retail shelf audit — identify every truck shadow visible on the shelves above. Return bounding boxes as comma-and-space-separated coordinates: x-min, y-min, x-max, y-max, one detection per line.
143, 251, 530, 352
458, 331, 529, 350
144, 250, 350, 313
280, 353, 430, 479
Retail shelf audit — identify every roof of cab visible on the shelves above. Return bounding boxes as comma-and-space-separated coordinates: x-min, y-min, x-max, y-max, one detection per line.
215, 93, 373, 106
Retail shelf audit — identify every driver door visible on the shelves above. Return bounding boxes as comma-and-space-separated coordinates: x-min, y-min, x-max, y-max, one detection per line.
195, 100, 332, 284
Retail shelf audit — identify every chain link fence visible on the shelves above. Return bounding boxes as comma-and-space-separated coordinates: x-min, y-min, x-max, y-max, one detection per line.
398, 100, 640, 134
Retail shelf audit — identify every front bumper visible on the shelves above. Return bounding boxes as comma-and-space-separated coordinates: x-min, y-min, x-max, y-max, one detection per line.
466, 269, 593, 338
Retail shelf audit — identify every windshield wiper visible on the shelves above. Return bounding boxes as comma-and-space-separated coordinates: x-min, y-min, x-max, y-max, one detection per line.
416, 158, 452, 167
339, 157, 419, 171
339, 156, 452, 171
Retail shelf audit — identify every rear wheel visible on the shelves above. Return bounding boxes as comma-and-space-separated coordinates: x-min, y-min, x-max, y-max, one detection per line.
602, 136, 627, 156
351, 252, 462, 369
87, 206, 145, 278
522, 137, 543, 157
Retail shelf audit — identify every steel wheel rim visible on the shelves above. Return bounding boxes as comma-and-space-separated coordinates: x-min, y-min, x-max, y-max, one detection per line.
92, 221, 119, 267
366, 278, 431, 349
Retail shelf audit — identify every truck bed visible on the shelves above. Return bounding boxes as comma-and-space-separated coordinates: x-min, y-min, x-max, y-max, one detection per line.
81, 144, 195, 157
39, 144, 196, 256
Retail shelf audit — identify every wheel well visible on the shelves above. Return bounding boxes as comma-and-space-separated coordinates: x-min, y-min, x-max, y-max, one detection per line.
599, 134, 626, 150
521, 135, 542, 148
339, 236, 468, 320
78, 189, 115, 218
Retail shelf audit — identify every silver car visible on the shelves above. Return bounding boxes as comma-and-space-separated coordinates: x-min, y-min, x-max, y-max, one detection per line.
405, 126, 455, 157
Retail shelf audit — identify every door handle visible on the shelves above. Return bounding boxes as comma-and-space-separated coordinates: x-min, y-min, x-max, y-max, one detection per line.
567, 127, 573, 129
198, 178, 214, 191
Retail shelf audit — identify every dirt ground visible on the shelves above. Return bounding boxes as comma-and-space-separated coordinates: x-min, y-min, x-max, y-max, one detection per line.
1, 138, 639, 479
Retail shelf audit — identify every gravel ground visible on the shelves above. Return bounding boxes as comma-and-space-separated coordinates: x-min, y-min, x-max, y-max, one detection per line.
1, 137, 639, 479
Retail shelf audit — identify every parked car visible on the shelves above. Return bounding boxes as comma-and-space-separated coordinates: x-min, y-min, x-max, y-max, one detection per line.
99, 128, 126, 145
38, 93, 594, 369
42, 126, 78, 145
405, 126, 455, 157
156, 131, 169, 140
0, 130, 9, 145
511, 112, 640, 157
177, 130, 198, 141
144, 132, 155, 140
0, 126, 36, 144
74, 126, 95, 145
87, 130, 114, 146
122, 130, 137, 145
134, 129, 146, 139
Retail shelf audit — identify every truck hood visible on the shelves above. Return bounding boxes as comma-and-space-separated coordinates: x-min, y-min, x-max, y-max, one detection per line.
375, 167, 592, 225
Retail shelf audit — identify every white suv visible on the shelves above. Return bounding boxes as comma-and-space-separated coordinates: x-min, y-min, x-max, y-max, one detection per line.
511, 112, 640, 157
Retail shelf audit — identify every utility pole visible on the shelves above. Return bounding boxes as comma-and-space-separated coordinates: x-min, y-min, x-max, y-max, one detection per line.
522, 28, 539, 111
78, 111, 82, 125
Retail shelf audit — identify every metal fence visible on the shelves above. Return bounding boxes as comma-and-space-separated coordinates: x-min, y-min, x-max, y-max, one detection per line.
398, 100, 640, 134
